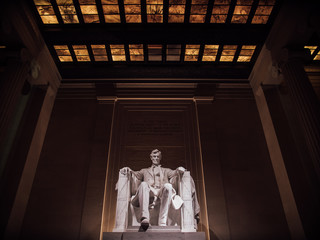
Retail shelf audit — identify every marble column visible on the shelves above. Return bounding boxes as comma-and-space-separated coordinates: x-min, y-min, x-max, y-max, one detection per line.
279, 48, 320, 181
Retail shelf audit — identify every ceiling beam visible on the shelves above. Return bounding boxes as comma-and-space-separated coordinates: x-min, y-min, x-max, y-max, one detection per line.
58, 64, 252, 81
41, 24, 270, 45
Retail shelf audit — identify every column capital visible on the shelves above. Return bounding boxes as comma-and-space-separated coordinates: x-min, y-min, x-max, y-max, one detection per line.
278, 47, 312, 69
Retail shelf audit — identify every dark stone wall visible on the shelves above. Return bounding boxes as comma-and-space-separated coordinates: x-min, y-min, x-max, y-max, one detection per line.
197, 99, 291, 240
20, 99, 114, 240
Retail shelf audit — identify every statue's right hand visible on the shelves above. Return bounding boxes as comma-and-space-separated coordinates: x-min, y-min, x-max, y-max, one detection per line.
120, 167, 131, 175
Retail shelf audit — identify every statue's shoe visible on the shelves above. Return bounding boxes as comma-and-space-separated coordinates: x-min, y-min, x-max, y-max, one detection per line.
140, 218, 150, 230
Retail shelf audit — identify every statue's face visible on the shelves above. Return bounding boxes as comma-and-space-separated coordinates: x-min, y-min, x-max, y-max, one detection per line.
150, 152, 161, 165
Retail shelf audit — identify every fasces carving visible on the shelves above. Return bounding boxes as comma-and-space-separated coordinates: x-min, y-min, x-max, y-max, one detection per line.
114, 149, 200, 232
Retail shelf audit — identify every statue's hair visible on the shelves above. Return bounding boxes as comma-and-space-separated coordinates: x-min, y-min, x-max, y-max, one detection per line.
150, 149, 161, 157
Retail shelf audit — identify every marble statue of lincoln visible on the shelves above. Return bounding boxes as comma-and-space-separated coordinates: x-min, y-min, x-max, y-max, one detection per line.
120, 149, 199, 229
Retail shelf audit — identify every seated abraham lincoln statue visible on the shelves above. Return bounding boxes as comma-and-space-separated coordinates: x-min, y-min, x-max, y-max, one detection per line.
117, 149, 200, 231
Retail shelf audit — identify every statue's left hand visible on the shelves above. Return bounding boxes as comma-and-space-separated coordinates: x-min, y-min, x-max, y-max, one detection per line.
120, 167, 132, 175
177, 166, 186, 173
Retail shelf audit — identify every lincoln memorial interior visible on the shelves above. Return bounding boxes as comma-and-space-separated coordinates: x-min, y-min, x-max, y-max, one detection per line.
0, 0, 320, 239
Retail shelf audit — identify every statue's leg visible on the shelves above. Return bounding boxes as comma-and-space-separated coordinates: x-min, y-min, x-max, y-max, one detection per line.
158, 183, 173, 226
138, 182, 150, 221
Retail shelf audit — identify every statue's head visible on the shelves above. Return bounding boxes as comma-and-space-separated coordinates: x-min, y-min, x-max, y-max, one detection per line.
150, 149, 162, 166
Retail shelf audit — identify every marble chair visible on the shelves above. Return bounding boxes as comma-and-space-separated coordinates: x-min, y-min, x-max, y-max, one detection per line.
113, 170, 197, 232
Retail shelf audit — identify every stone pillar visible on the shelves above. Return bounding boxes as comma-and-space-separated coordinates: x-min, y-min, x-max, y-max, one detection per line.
0, 48, 30, 176
250, 46, 306, 240
113, 171, 131, 232
180, 171, 196, 232
279, 48, 320, 181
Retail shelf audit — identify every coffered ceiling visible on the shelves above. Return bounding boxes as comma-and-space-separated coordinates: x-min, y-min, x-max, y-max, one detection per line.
2, 0, 319, 85
28, 0, 283, 82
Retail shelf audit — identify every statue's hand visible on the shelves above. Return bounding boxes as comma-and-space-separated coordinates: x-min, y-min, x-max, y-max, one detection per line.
120, 167, 132, 175
177, 166, 186, 173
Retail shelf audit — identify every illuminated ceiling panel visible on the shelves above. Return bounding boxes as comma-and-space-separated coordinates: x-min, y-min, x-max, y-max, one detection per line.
305, 46, 320, 61
73, 45, 91, 61
168, 0, 186, 23
211, 0, 230, 23
184, 45, 200, 61
220, 45, 237, 62
237, 45, 256, 62
147, 0, 163, 23
305, 46, 317, 55
202, 45, 219, 61
102, 0, 121, 23
79, 0, 100, 23
33, 0, 59, 24
33, 0, 279, 25
91, 45, 108, 61
56, 0, 79, 24
53, 43, 263, 64
54, 45, 73, 62
190, 0, 208, 23
231, 0, 253, 24
252, 0, 275, 24
148, 44, 162, 61
166, 45, 181, 61
129, 44, 144, 61
124, 0, 142, 23
110, 44, 126, 61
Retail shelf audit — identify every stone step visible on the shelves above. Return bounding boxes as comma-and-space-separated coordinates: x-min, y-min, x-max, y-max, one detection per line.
126, 225, 181, 232
103, 232, 205, 240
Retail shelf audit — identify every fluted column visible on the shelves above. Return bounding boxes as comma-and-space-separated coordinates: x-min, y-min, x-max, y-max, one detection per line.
280, 48, 320, 181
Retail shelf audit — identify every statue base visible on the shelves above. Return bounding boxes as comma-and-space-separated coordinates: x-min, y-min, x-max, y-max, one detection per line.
103, 232, 205, 240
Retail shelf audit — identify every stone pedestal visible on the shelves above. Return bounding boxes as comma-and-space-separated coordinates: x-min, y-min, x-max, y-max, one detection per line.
103, 232, 205, 240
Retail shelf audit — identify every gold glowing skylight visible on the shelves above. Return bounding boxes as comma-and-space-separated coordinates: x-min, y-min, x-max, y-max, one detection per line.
56, 0, 79, 24
166, 45, 181, 61
79, 0, 100, 23
220, 45, 237, 62
129, 44, 144, 61
54, 45, 73, 62
110, 44, 126, 61
305, 46, 317, 55
203, 45, 219, 61
148, 45, 162, 61
184, 45, 200, 61
231, 0, 253, 24
252, 0, 275, 24
91, 45, 108, 61
124, 0, 142, 23
305, 46, 320, 61
73, 45, 90, 61
168, 0, 186, 23
33, 0, 59, 24
190, 0, 208, 23
147, 0, 163, 23
237, 45, 256, 62
102, 0, 121, 23
211, 0, 230, 23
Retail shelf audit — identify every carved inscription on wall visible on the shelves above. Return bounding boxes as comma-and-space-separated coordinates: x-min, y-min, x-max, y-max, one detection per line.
124, 110, 185, 146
